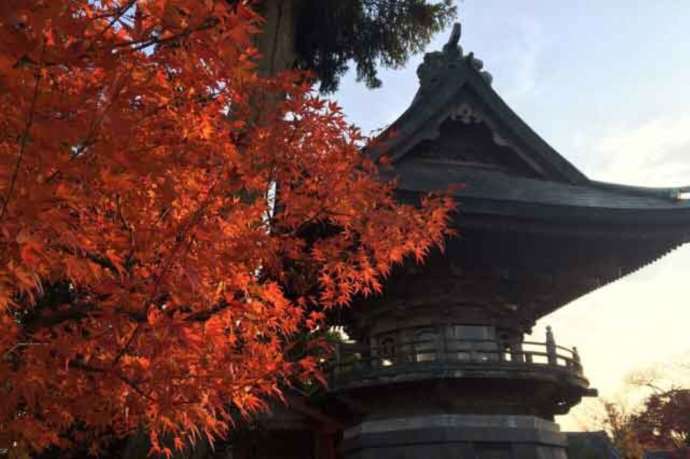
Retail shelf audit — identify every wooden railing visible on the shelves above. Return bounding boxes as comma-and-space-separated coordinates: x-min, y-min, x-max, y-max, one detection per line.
331, 334, 583, 386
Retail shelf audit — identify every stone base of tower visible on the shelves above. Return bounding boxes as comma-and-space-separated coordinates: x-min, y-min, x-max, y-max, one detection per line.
343, 414, 568, 459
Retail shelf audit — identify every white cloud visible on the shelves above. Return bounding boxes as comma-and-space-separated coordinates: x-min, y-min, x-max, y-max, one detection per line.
489, 16, 544, 101
589, 115, 690, 187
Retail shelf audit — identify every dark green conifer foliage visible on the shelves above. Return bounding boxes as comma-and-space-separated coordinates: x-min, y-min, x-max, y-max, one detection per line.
295, 0, 456, 92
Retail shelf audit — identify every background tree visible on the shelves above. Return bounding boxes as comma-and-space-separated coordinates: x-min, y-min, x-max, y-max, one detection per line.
598, 401, 645, 459
625, 359, 690, 451
0, 1, 452, 456
631, 389, 690, 451
253, 0, 457, 90
582, 360, 690, 459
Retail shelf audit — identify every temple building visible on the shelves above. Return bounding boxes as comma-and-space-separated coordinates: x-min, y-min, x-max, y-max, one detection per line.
226, 24, 690, 459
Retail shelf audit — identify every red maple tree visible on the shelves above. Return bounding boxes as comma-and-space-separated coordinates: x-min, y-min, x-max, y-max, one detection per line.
0, 1, 453, 456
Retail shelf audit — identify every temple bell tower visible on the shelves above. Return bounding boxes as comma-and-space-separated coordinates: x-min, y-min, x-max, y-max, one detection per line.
325, 24, 690, 459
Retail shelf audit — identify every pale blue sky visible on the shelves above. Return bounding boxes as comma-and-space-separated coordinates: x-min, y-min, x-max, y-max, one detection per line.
333, 1, 690, 430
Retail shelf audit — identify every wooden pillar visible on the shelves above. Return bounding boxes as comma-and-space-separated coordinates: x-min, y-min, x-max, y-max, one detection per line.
573, 346, 581, 372
510, 332, 525, 364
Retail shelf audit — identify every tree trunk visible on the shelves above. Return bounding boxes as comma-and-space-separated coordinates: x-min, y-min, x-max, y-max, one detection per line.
254, 0, 301, 77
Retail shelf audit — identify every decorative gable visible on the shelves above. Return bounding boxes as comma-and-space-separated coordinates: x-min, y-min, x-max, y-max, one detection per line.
370, 23, 588, 185
399, 102, 543, 179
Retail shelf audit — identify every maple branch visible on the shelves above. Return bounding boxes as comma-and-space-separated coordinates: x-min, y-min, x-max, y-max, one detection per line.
54, 244, 121, 276
110, 17, 221, 53
183, 301, 231, 323
110, 322, 142, 368
2, 342, 47, 359
111, 179, 222, 368
153, 176, 224, 295
94, 0, 138, 42
45, 65, 132, 186
15, 280, 145, 334
280, 207, 352, 238
0, 44, 44, 222
116, 194, 137, 269
70, 360, 156, 402
74, 68, 131, 160
21, 303, 147, 334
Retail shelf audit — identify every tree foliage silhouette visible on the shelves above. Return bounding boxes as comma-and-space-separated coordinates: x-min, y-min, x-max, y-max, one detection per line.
0, 1, 452, 456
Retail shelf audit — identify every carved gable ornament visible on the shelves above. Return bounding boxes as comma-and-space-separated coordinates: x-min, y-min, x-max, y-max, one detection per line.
403, 101, 539, 178
371, 22, 589, 185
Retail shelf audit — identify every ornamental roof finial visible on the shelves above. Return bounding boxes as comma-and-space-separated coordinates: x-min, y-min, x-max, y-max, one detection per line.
444, 23, 462, 51
415, 21, 493, 91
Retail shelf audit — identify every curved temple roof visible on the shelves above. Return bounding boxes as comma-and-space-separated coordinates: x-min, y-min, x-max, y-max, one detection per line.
368, 23, 690, 318
369, 23, 690, 232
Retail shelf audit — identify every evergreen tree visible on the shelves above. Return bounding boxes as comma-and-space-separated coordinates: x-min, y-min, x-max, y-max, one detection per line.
253, 0, 457, 91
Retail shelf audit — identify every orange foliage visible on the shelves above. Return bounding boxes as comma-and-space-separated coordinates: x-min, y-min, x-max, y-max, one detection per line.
0, 0, 453, 456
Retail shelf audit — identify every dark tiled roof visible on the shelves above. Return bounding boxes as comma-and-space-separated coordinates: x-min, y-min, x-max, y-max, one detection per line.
371, 23, 690, 231
392, 162, 690, 227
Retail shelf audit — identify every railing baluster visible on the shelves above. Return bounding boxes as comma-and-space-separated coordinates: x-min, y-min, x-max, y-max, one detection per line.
331, 333, 583, 386
546, 326, 557, 366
